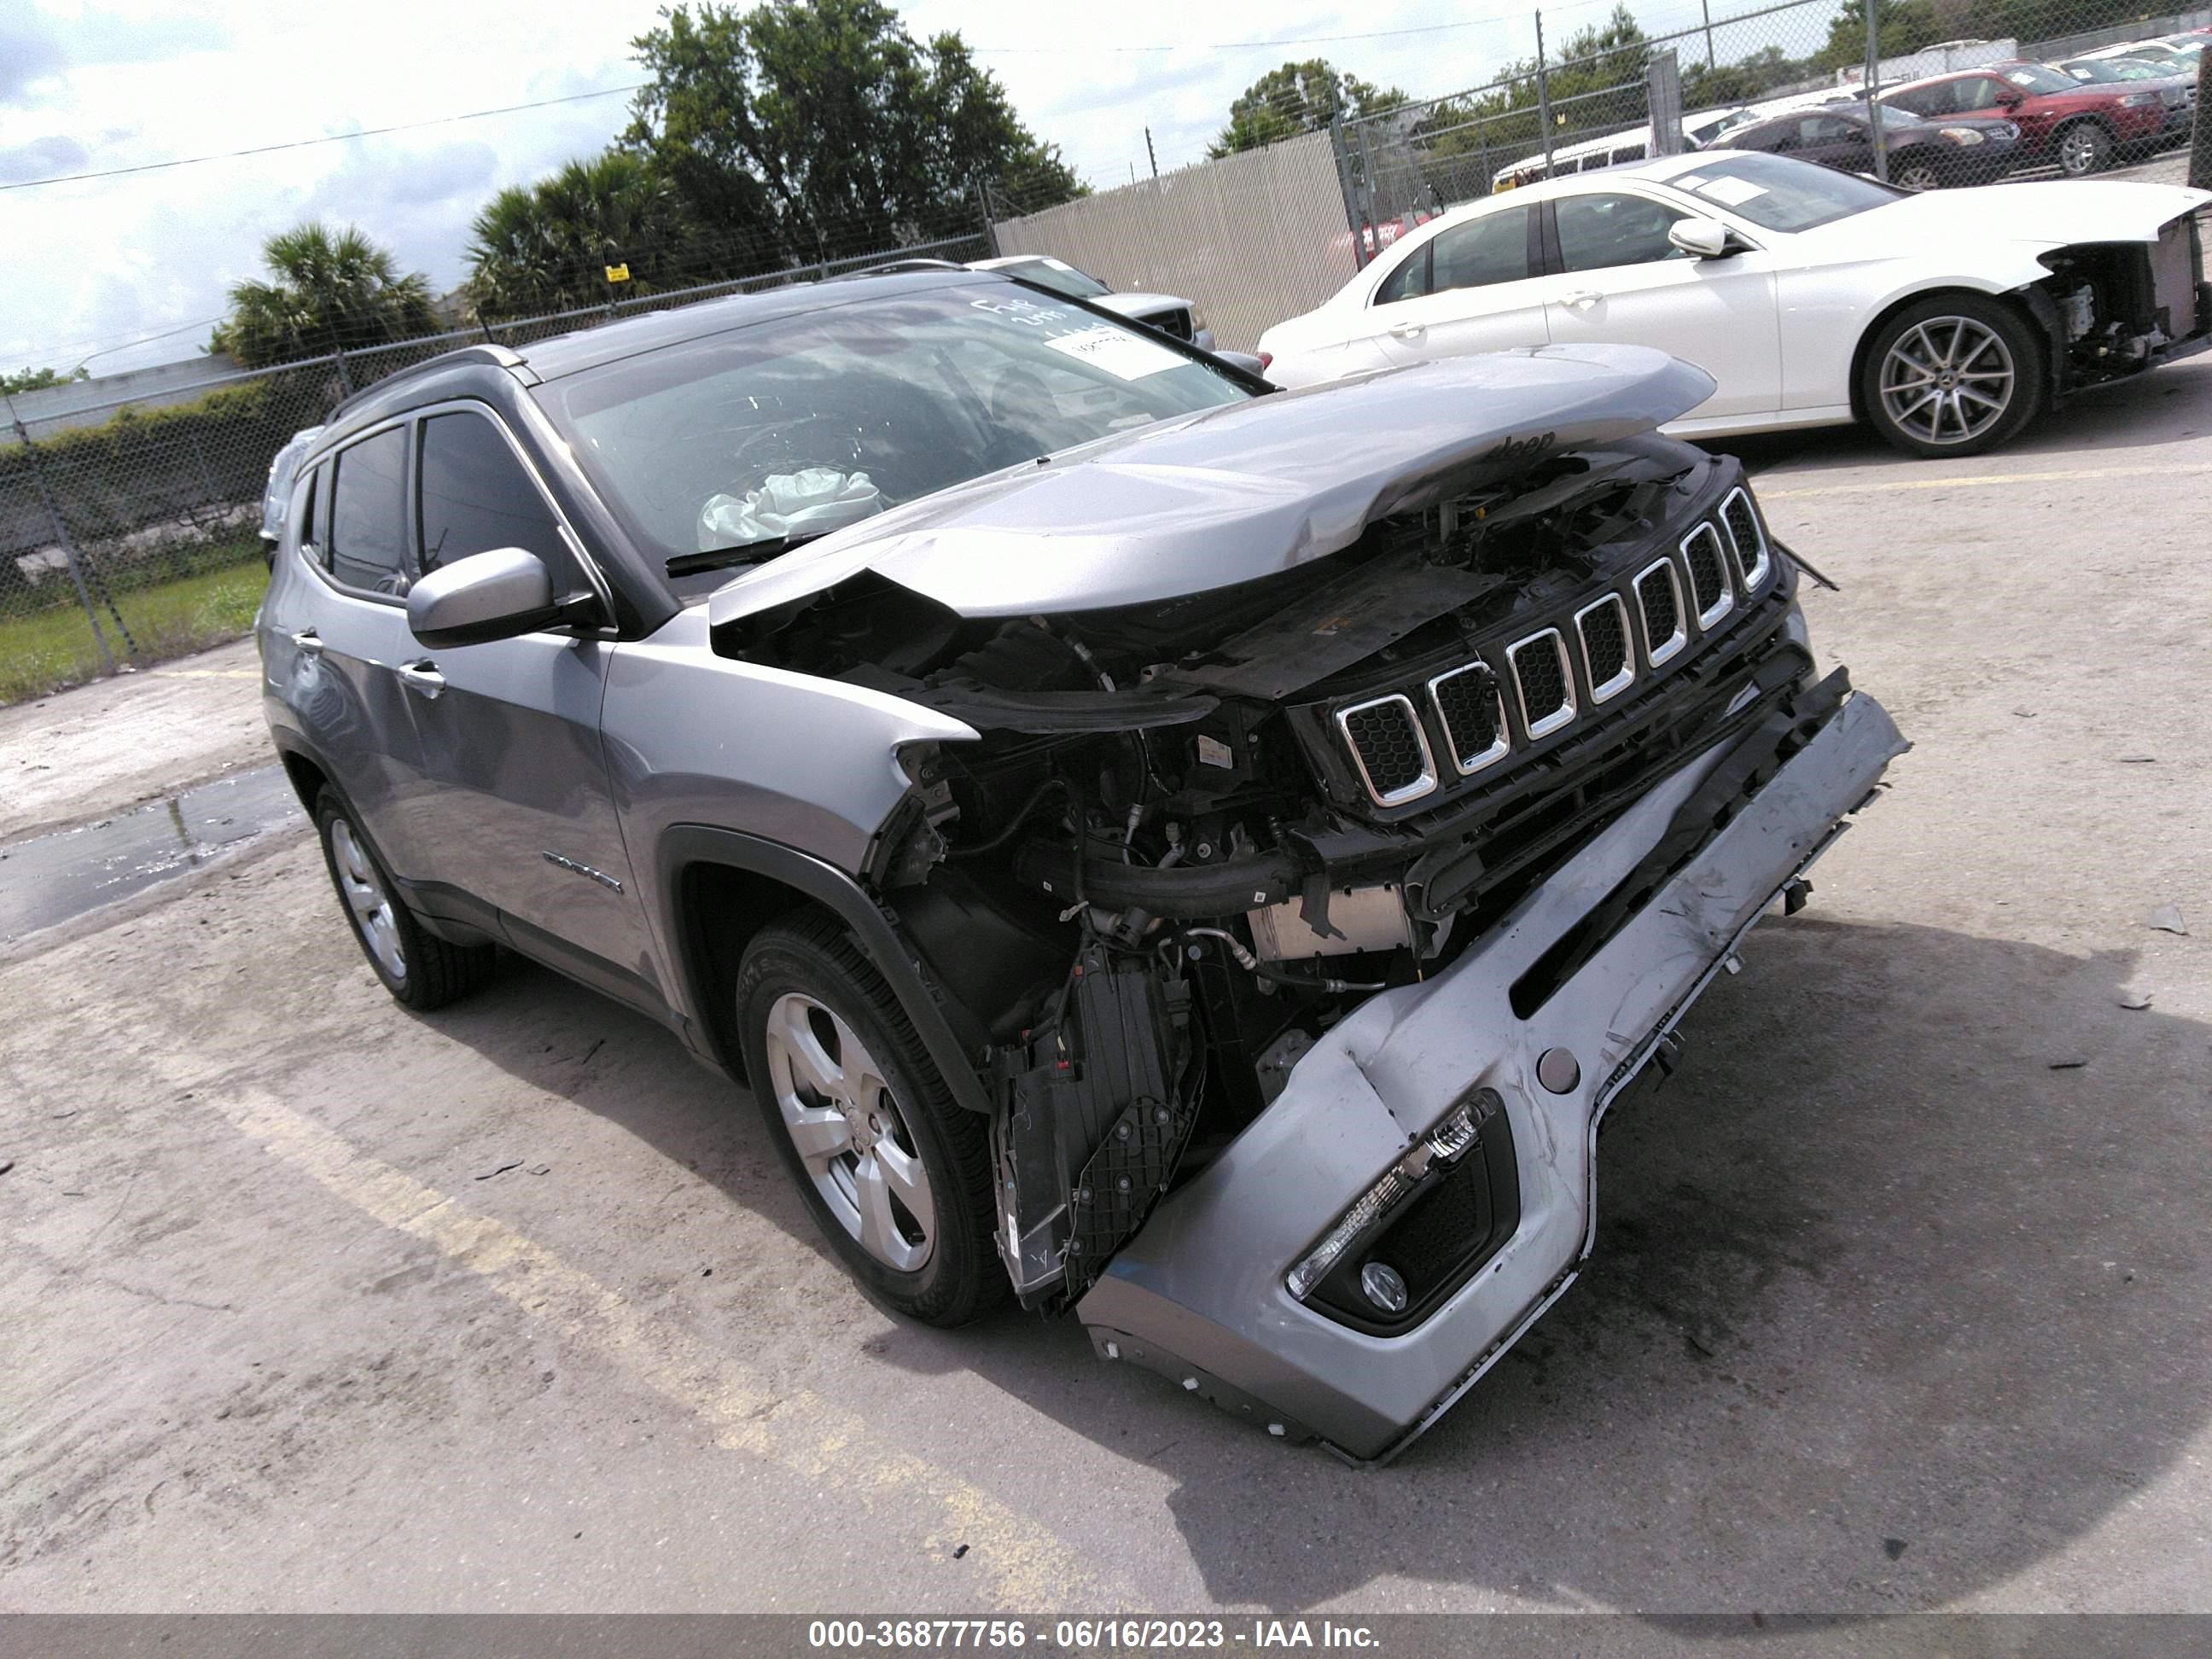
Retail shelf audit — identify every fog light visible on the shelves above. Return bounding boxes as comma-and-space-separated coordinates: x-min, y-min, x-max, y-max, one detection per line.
1359, 1261, 1408, 1314
1285, 1089, 1499, 1302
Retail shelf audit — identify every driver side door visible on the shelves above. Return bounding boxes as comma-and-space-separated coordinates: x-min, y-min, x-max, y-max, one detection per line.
1539, 189, 1782, 421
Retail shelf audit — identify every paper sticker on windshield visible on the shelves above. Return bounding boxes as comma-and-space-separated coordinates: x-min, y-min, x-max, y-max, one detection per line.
1674, 174, 1708, 190
1045, 324, 1184, 381
1698, 177, 1769, 207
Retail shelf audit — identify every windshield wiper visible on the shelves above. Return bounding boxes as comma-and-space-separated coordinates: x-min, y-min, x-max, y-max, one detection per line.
666, 529, 833, 579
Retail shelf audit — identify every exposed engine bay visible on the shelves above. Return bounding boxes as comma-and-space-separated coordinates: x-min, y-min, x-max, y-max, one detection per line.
718, 432, 1833, 1318
2030, 212, 2212, 389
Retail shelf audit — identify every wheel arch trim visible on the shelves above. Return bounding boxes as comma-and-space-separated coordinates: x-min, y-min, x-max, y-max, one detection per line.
656, 824, 993, 1117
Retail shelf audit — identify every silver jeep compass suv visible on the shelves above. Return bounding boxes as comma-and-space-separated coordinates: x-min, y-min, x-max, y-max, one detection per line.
259, 269, 1904, 1461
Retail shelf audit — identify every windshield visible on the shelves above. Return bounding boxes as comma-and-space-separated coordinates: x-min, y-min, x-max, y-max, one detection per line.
2064, 58, 2140, 80
2002, 64, 2077, 92
995, 259, 1112, 300
1666, 152, 1901, 231
534, 287, 1252, 578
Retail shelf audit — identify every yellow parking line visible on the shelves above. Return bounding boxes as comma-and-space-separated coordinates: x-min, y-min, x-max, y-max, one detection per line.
208, 1086, 1132, 1610
1761, 460, 2212, 499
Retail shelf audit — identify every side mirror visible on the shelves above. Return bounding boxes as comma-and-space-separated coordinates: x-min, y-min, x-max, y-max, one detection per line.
407, 546, 567, 649
1997, 92, 2024, 108
1668, 217, 1734, 259
1210, 349, 1267, 375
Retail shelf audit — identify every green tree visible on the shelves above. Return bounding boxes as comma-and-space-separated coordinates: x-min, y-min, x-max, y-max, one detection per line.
1208, 59, 1409, 158
1813, 0, 1941, 73
1683, 44, 1809, 108
214, 224, 438, 367
625, 0, 1082, 265
1413, 6, 1650, 163
0, 364, 88, 394
466, 151, 693, 321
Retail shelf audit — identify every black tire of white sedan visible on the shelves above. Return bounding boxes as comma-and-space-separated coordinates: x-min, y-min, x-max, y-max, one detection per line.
1860, 294, 2044, 459
2056, 119, 2113, 178
312, 788, 497, 1010
736, 911, 1004, 1326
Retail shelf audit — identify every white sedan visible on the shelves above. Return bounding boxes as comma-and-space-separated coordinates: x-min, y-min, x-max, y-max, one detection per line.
1259, 152, 2210, 457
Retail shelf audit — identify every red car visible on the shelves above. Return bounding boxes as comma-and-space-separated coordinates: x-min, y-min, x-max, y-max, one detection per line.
1882, 61, 2167, 177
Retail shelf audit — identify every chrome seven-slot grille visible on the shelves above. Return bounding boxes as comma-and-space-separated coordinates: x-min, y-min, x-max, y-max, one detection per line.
1332, 486, 1773, 809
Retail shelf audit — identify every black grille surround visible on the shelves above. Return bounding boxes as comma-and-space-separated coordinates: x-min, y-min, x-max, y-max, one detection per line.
1293, 460, 1790, 820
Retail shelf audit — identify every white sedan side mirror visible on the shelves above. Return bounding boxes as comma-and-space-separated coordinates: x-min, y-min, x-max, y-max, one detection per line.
1668, 218, 1735, 259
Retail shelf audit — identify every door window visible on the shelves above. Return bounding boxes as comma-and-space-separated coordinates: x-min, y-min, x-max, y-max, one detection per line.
416, 410, 577, 587
1374, 243, 1431, 304
1429, 206, 1534, 293
1798, 114, 1860, 143
1885, 85, 1943, 118
327, 428, 410, 596
1555, 193, 1691, 274
1947, 77, 2006, 112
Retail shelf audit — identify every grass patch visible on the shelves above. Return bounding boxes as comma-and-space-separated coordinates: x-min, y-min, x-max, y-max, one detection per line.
0, 558, 269, 706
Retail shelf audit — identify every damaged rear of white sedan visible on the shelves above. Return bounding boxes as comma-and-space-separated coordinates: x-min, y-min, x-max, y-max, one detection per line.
261, 270, 1905, 1464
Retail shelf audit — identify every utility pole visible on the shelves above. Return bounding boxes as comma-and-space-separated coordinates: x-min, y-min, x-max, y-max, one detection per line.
1145, 126, 1159, 179
1534, 9, 1555, 172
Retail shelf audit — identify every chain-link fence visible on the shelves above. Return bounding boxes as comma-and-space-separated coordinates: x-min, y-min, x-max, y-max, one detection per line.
1341, 0, 2212, 259
0, 222, 988, 703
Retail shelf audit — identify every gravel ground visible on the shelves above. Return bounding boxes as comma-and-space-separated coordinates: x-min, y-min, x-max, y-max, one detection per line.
2, 359, 2208, 1618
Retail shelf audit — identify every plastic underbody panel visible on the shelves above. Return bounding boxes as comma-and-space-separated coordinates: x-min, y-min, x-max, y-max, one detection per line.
1076, 687, 1906, 1463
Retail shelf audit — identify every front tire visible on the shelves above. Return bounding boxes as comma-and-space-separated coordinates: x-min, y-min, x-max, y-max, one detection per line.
736, 911, 1004, 1326
2056, 119, 2113, 177
312, 789, 497, 1010
1860, 294, 2044, 458
1892, 152, 1945, 193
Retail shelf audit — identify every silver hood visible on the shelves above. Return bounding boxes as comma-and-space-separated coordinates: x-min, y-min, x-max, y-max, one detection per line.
707, 345, 1714, 625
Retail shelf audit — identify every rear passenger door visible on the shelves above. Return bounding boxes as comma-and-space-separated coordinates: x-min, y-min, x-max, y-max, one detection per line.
1374, 202, 1550, 366
396, 404, 660, 1006
261, 422, 434, 879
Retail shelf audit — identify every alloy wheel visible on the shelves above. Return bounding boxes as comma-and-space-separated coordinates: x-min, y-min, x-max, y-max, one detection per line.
1895, 162, 1941, 191
1877, 317, 2016, 447
2059, 125, 2107, 175
329, 818, 405, 981
763, 991, 936, 1272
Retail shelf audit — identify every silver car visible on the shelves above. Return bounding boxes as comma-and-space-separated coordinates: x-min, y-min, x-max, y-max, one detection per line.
259, 269, 1903, 1461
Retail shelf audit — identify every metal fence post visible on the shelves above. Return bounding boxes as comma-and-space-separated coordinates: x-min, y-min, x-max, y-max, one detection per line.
1649, 49, 1685, 156
1864, 0, 1889, 183
2192, 49, 2212, 189
10, 416, 126, 670
329, 346, 353, 398
1328, 115, 1365, 271
1535, 10, 1555, 173
975, 174, 1001, 258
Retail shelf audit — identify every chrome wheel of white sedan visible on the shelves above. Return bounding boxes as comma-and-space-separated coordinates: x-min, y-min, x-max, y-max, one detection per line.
763, 991, 936, 1272
1877, 317, 2016, 448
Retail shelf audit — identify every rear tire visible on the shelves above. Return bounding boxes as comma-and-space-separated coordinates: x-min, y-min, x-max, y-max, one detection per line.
1859, 294, 2045, 459
312, 789, 497, 1010
2055, 119, 2113, 178
736, 910, 1004, 1326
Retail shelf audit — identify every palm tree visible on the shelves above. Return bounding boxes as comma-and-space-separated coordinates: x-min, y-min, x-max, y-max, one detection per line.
465, 151, 692, 322
215, 224, 439, 367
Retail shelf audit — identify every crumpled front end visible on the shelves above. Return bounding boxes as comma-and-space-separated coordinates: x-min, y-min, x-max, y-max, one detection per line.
1077, 686, 1906, 1462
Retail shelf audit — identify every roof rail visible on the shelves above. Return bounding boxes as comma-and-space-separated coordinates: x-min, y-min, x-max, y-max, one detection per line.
329, 340, 536, 419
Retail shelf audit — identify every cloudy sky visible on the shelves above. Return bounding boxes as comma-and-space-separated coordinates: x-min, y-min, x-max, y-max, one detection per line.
1, 0, 1753, 379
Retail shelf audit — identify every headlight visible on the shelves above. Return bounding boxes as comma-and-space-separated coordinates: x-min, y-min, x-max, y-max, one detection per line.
2121, 91, 2157, 106
1938, 126, 1985, 144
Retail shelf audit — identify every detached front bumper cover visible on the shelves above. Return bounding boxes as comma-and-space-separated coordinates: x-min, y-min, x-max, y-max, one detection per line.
1078, 685, 1907, 1463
